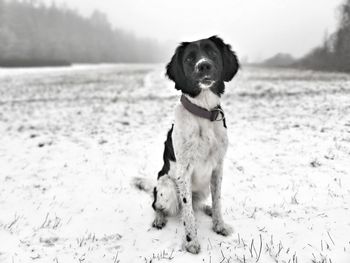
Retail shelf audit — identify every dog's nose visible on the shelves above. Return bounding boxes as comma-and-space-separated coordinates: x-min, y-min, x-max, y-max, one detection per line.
195, 60, 213, 74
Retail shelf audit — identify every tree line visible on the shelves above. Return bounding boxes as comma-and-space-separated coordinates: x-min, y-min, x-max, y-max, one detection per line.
0, 0, 167, 66
299, 0, 350, 72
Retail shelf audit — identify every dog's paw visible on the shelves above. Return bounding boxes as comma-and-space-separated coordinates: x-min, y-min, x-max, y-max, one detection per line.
202, 205, 213, 217
213, 222, 233, 236
184, 239, 201, 254
152, 216, 167, 229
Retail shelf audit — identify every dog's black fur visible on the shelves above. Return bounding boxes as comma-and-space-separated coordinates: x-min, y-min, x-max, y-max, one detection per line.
152, 187, 158, 211
166, 36, 239, 98
157, 124, 176, 180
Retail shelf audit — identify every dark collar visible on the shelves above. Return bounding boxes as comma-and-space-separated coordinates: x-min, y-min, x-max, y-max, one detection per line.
180, 94, 225, 122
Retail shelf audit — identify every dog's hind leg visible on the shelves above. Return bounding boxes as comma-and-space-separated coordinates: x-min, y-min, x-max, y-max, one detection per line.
202, 205, 213, 217
192, 191, 212, 217
152, 210, 167, 229
193, 202, 212, 217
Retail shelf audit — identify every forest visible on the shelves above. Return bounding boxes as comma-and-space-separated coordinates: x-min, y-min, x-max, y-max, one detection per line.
299, 0, 350, 72
0, 0, 167, 66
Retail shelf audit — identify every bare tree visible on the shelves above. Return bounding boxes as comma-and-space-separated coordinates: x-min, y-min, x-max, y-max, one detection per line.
300, 0, 350, 72
334, 0, 350, 71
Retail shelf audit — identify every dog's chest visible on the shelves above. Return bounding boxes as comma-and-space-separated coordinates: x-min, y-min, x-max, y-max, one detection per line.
196, 121, 227, 160
173, 93, 228, 194
190, 121, 227, 191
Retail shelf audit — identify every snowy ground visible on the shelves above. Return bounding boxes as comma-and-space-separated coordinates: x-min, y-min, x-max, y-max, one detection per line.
0, 64, 350, 263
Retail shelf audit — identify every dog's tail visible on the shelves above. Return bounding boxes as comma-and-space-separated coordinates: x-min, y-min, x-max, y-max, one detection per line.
132, 177, 154, 194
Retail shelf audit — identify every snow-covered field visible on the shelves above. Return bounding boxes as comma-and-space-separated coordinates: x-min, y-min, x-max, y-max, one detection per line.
0, 64, 349, 263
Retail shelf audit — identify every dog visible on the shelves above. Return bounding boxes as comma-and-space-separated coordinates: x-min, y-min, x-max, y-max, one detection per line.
134, 36, 239, 254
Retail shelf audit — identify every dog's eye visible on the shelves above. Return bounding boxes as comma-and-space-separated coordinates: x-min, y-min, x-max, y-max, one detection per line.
209, 50, 217, 56
185, 56, 194, 63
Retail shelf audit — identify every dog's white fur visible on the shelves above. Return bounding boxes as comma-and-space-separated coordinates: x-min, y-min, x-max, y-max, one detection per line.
154, 175, 180, 216
152, 88, 232, 253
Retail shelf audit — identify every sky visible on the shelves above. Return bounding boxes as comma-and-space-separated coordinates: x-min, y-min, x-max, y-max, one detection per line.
45, 0, 343, 62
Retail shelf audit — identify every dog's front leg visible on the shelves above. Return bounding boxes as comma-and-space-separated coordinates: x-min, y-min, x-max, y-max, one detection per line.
211, 161, 233, 236
176, 164, 200, 254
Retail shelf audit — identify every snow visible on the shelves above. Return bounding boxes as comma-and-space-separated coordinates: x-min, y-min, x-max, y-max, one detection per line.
0, 64, 349, 263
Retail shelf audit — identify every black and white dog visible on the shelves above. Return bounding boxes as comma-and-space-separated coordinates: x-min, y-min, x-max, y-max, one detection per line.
135, 36, 239, 254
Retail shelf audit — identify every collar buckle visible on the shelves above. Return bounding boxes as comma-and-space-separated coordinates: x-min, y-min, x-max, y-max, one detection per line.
210, 108, 225, 121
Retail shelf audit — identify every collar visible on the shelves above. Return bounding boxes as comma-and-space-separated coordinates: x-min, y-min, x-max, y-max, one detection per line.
180, 94, 225, 122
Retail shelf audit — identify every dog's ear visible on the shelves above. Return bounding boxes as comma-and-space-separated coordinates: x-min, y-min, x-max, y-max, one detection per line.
166, 42, 189, 90
209, 36, 239, 82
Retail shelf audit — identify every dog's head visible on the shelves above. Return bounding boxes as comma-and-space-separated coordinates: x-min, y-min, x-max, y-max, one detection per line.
166, 36, 239, 97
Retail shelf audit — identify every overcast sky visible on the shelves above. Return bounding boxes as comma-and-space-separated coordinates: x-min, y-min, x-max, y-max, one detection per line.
47, 0, 343, 61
